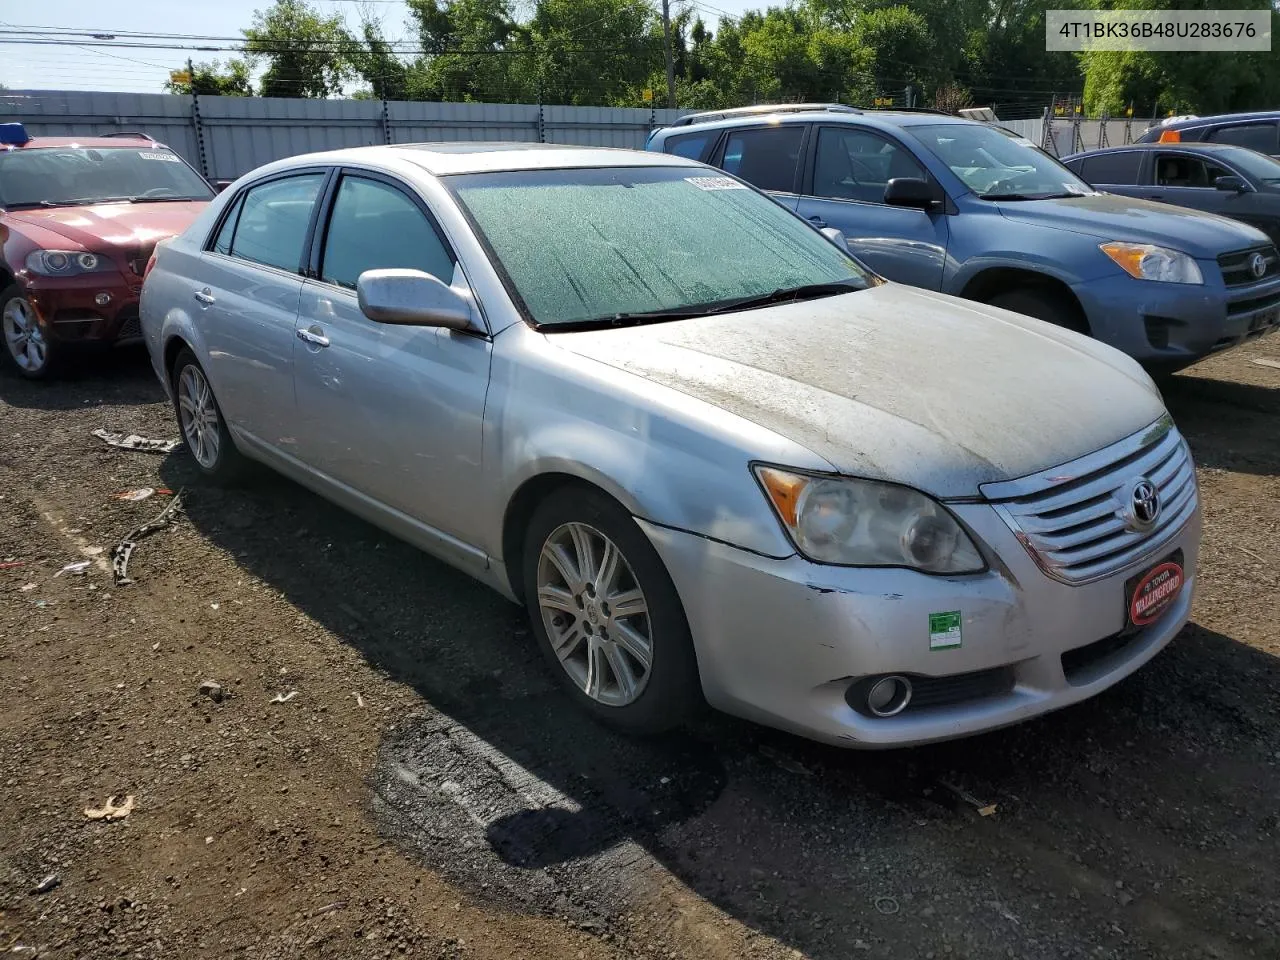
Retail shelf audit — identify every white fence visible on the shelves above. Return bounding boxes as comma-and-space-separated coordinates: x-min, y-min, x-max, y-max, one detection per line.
1, 90, 690, 179
1001, 116, 1158, 156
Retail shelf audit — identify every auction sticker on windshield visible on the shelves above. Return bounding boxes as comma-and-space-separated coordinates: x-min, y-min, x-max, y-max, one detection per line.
138, 151, 181, 162
686, 176, 746, 191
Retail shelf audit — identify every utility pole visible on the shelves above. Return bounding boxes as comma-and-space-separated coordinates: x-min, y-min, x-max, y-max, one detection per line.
661, 0, 676, 109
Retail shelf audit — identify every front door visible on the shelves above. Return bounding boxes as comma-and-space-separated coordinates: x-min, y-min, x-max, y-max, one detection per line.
291, 171, 491, 560
196, 171, 327, 447
796, 125, 949, 289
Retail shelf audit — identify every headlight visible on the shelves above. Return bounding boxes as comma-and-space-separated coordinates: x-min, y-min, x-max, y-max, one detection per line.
1100, 242, 1203, 284
24, 250, 110, 276
755, 466, 985, 573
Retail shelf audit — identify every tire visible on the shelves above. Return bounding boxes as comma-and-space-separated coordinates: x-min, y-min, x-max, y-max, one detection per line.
522, 485, 701, 735
1, 284, 60, 379
987, 287, 1088, 335
170, 348, 250, 483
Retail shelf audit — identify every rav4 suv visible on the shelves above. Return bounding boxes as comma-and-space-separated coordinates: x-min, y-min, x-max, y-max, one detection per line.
647, 105, 1280, 369
0, 123, 213, 378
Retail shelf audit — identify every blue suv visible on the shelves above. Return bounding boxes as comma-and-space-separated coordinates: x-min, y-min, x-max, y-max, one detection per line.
647, 105, 1280, 368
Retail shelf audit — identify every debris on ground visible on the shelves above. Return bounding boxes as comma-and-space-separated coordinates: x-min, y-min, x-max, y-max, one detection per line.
0, 560, 28, 570
84, 795, 135, 821
270, 691, 298, 704
198, 680, 224, 703
111, 493, 184, 585
54, 560, 92, 577
114, 487, 157, 502
1249, 357, 1280, 370
759, 743, 812, 776
313, 900, 347, 917
92, 429, 183, 454
874, 895, 899, 915
19, 583, 37, 592
31, 873, 61, 895
354, 692, 365, 708
939, 780, 998, 817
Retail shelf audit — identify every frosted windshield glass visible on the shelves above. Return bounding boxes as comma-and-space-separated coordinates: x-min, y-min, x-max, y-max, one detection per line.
452, 167, 870, 326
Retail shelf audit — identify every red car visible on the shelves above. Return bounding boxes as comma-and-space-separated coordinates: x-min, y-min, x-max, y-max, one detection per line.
0, 123, 213, 378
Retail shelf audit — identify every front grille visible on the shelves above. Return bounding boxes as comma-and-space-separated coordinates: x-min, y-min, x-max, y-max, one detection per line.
983, 419, 1197, 584
116, 309, 142, 342
905, 667, 1015, 711
1061, 632, 1141, 685
1226, 291, 1280, 318
1218, 245, 1279, 286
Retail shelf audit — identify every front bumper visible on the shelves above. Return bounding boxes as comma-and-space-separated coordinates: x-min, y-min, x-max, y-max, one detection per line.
639, 496, 1201, 748
22, 272, 144, 345
1072, 267, 1280, 367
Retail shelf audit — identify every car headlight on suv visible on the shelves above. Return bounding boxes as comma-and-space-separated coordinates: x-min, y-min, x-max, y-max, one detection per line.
1100, 242, 1203, 284
25, 250, 113, 276
755, 466, 986, 573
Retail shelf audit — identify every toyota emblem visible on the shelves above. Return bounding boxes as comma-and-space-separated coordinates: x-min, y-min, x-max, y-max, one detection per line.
1249, 251, 1267, 279
1126, 478, 1161, 531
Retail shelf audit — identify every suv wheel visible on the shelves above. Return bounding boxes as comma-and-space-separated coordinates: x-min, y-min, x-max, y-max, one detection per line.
987, 288, 1088, 335
1, 285, 58, 379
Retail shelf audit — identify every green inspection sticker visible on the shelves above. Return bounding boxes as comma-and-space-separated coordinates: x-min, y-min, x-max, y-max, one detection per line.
929, 611, 962, 650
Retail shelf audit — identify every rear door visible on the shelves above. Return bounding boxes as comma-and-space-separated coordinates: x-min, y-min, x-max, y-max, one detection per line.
1073, 150, 1146, 199
795, 124, 948, 289
709, 124, 808, 210
291, 169, 491, 563
196, 170, 327, 448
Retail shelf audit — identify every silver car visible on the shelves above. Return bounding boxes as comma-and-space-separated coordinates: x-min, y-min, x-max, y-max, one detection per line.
140, 143, 1201, 748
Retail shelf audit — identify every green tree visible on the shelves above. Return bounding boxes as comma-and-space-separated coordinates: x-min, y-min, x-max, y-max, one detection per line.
244, 0, 354, 98
348, 16, 409, 100
405, 0, 526, 101
164, 60, 254, 97
853, 6, 935, 95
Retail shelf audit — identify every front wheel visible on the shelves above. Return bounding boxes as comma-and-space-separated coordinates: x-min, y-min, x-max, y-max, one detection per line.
523, 486, 701, 734
1, 285, 59, 379
986, 287, 1089, 335
171, 349, 249, 483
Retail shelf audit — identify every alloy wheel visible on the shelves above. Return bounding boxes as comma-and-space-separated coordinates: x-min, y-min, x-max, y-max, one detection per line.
177, 364, 221, 469
536, 521, 653, 707
2, 297, 47, 373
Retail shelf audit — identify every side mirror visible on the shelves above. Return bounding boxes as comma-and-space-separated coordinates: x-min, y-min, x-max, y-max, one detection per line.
1214, 175, 1251, 193
212, 179, 234, 194
356, 269, 473, 330
820, 226, 850, 252
883, 177, 940, 209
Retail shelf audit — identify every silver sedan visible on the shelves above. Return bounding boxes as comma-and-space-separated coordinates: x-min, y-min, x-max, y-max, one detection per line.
141, 143, 1201, 747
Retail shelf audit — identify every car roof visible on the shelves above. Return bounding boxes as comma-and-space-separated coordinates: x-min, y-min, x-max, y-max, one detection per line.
4, 135, 166, 151
1151, 110, 1280, 132
1064, 142, 1248, 160
653, 106, 971, 138
252, 142, 701, 177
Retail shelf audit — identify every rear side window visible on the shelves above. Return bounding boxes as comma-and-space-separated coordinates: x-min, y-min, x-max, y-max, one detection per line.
720, 126, 805, 193
211, 193, 244, 255
662, 132, 713, 161
1078, 151, 1143, 185
319, 176, 455, 290
1207, 123, 1279, 153
226, 173, 325, 273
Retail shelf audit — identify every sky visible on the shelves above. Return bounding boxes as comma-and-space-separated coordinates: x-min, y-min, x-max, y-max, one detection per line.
0, 0, 762, 94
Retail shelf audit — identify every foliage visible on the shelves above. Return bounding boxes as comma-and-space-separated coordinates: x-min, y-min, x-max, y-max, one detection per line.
243, 0, 355, 98
164, 60, 254, 97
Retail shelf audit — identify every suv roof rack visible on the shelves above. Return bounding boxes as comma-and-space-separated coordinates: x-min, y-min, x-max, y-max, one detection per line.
669, 103, 861, 127
100, 131, 157, 142
866, 106, 953, 116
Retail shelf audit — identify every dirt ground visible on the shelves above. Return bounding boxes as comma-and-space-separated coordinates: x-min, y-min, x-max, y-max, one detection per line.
1, 336, 1278, 960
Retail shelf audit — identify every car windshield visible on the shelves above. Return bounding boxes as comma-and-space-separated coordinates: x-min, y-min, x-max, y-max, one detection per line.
1213, 146, 1280, 185
909, 123, 1096, 200
449, 166, 871, 328
0, 146, 214, 208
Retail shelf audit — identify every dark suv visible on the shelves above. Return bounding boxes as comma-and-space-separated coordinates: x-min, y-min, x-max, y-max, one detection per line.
647, 105, 1280, 369
1137, 112, 1280, 158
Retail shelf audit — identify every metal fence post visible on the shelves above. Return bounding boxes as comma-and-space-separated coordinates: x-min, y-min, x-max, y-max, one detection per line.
190, 93, 209, 179
381, 98, 392, 145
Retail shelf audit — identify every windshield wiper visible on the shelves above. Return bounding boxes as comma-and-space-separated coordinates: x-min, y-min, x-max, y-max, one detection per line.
128, 195, 206, 203
979, 191, 1085, 201
557, 281, 864, 330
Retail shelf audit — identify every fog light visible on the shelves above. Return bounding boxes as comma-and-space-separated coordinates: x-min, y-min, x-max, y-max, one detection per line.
866, 676, 912, 717
95, 292, 111, 306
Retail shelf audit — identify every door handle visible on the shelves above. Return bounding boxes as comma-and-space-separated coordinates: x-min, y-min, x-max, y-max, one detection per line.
193, 289, 215, 306
807, 215, 828, 228
296, 327, 330, 348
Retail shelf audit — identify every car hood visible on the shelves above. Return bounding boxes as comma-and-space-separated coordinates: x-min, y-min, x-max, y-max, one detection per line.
548, 284, 1166, 498
7, 201, 206, 252
996, 193, 1270, 255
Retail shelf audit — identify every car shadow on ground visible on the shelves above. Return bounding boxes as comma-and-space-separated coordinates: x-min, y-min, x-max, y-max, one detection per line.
0, 348, 159, 412
1162, 372, 1279, 477
160, 451, 1280, 959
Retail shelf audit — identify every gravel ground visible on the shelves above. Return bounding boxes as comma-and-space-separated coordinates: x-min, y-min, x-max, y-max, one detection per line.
1, 337, 1278, 960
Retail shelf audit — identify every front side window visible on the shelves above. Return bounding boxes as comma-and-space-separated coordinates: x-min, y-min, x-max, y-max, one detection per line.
226, 174, 325, 273
1078, 151, 1143, 185
1207, 122, 1279, 154
909, 123, 1094, 200
813, 127, 926, 203
1210, 146, 1280, 185
320, 176, 454, 290
1154, 154, 1232, 188
0, 146, 214, 208
450, 165, 871, 328
721, 126, 805, 193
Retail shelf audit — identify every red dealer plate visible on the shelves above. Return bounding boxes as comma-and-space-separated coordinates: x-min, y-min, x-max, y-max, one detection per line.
1126, 551, 1185, 629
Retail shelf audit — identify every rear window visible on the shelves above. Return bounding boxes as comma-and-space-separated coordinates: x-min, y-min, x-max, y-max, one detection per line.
720, 126, 805, 193
1078, 151, 1143, 185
